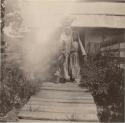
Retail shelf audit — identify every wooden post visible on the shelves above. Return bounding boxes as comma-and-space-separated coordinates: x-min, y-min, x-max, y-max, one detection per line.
1, 0, 6, 53
120, 30, 125, 69
0, 0, 6, 112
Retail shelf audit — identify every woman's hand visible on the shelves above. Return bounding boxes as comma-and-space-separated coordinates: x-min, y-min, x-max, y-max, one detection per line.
83, 55, 87, 62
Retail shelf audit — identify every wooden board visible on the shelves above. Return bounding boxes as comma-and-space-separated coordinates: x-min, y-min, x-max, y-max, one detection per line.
18, 82, 98, 122
71, 2, 125, 16
26, 98, 94, 104
71, 15, 125, 28
18, 111, 98, 122
101, 40, 124, 48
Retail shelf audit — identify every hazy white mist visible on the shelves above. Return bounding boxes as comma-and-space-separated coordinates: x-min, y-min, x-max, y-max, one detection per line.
15, 0, 75, 80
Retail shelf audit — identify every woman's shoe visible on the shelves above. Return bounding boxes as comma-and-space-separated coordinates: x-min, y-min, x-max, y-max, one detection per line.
70, 78, 75, 82
75, 78, 81, 85
60, 78, 66, 83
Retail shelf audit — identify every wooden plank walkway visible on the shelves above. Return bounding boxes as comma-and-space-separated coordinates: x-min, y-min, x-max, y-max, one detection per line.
18, 82, 99, 122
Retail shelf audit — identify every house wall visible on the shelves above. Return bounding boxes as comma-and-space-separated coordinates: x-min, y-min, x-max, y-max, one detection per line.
78, 29, 123, 54
84, 30, 103, 52
120, 31, 125, 69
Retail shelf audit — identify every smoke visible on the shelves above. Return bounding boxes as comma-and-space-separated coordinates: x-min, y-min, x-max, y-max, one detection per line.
17, 0, 75, 80
21, 26, 62, 80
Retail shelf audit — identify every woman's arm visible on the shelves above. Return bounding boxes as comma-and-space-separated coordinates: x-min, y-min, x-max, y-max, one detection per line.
78, 35, 86, 56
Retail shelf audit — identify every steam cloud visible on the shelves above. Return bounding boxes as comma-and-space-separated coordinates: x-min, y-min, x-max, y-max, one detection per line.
14, 0, 75, 81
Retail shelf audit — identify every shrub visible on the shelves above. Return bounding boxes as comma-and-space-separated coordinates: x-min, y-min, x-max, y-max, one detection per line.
81, 57, 124, 122
0, 60, 40, 117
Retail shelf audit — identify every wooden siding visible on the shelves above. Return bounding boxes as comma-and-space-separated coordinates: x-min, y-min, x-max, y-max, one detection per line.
100, 30, 125, 68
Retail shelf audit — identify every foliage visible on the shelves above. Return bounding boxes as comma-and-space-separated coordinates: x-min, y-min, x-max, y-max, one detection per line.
1, 0, 6, 53
0, 61, 40, 117
81, 55, 124, 122
0, 0, 40, 118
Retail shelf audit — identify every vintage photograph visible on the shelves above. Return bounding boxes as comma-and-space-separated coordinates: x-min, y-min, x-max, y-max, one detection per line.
0, 0, 125, 122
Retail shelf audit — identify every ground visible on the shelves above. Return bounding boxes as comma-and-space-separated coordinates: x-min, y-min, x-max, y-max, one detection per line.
18, 82, 99, 122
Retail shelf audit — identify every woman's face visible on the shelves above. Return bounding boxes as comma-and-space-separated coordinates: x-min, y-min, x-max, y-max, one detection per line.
65, 28, 71, 36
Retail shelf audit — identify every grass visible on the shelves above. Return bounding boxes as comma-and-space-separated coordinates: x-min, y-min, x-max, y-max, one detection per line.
66, 113, 79, 122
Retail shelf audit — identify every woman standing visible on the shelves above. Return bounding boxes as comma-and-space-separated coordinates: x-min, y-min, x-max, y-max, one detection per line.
55, 27, 72, 82
69, 31, 86, 83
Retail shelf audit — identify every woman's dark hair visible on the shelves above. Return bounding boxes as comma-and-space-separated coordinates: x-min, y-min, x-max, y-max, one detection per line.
72, 31, 79, 42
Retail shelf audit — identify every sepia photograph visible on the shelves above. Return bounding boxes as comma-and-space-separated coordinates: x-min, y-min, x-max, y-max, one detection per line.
0, 0, 125, 122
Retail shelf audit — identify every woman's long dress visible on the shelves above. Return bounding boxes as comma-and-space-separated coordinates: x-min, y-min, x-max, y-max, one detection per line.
70, 41, 80, 82
55, 33, 72, 80
70, 40, 86, 83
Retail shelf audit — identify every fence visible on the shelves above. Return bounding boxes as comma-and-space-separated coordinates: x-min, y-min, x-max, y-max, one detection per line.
100, 30, 125, 68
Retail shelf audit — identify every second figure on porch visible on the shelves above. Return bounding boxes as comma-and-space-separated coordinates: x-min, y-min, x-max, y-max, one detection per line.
70, 31, 86, 83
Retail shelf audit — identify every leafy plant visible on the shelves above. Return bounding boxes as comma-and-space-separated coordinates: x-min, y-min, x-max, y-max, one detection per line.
0, 61, 40, 117
81, 55, 124, 122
